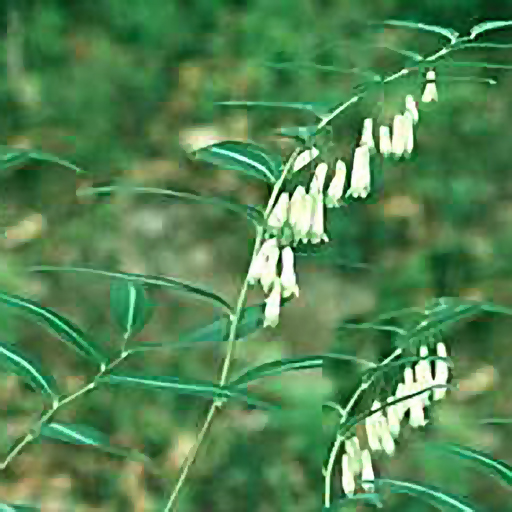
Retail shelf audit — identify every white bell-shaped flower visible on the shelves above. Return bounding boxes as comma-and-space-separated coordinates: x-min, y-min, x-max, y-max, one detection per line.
293, 147, 320, 172
403, 366, 427, 428
267, 192, 290, 234
309, 163, 329, 196
403, 111, 415, 156
345, 437, 362, 473
247, 238, 279, 287
361, 449, 375, 492
309, 193, 328, 244
289, 186, 313, 243
422, 70, 438, 103
341, 454, 356, 497
360, 118, 375, 150
379, 125, 392, 157
405, 94, 419, 124
433, 342, 449, 400
365, 401, 383, 452
415, 345, 434, 405
386, 396, 401, 439
280, 246, 299, 298
392, 114, 407, 158
263, 279, 282, 328
347, 145, 371, 198
326, 159, 347, 208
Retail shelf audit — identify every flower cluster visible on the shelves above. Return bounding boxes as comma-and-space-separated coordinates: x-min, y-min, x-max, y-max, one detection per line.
340, 341, 450, 497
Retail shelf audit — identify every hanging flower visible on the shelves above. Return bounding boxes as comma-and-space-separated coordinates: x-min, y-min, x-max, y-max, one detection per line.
403, 111, 415, 157
360, 118, 375, 150
263, 279, 282, 328
365, 401, 383, 452
289, 186, 313, 243
309, 193, 329, 244
433, 342, 449, 400
392, 114, 407, 158
386, 396, 401, 439
379, 125, 392, 157
326, 159, 347, 208
309, 162, 329, 196
422, 70, 438, 103
293, 147, 320, 173
341, 454, 356, 497
347, 145, 371, 198
415, 345, 434, 405
403, 366, 427, 428
280, 246, 299, 298
247, 238, 280, 291
405, 94, 419, 124
267, 192, 290, 234
361, 449, 375, 492
345, 437, 362, 473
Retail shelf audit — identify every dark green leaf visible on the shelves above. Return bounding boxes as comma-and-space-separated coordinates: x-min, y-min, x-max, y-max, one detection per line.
375, 478, 481, 511
193, 141, 280, 183
430, 442, 512, 488
76, 185, 264, 226
382, 20, 459, 42
99, 374, 276, 409
0, 504, 39, 511
0, 291, 106, 367
29, 267, 233, 314
470, 20, 512, 39
110, 280, 151, 340
0, 146, 32, 174
459, 42, 512, 49
438, 60, 512, 70
0, 341, 57, 402
26, 151, 84, 174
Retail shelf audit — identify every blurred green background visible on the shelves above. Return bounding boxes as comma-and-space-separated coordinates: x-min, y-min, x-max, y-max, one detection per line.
1, 0, 512, 510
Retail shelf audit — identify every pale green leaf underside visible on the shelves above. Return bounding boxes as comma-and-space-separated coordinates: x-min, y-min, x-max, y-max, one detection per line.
0, 503, 39, 511
383, 20, 459, 42
470, 20, 512, 39
110, 280, 149, 340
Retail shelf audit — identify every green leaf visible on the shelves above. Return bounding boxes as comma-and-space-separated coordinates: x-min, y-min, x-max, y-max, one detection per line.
193, 141, 280, 183
375, 478, 481, 511
229, 355, 323, 388
0, 504, 39, 511
0, 146, 32, 174
0, 341, 57, 402
110, 280, 151, 340
0, 291, 106, 368
275, 126, 319, 143
99, 374, 276, 409
26, 151, 84, 174
29, 266, 233, 314
330, 493, 383, 510
382, 20, 459, 42
430, 442, 512, 488
470, 20, 512, 39
76, 185, 264, 226
215, 101, 332, 118
438, 60, 512, 70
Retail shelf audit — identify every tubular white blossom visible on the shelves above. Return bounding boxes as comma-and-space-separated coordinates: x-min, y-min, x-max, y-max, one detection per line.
326, 159, 347, 208
422, 70, 438, 103
257, 240, 281, 294
405, 94, 419, 124
379, 125, 392, 157
293, 147, 320, 172
309, 194, 329, 244
361, 449, 375, 492
415, 345, 433, 405
289, 186, 313, 243
347, 145, 371, 198
341, 454, 356, 497
365, 401, 383, 452
267, 192, 290, 233
433, 342, 449, 400
280, 246, 299, 298
386, 396, 401, 439
409, 382, 428, 428
360, 118, 375, 149
247, 238, 279, 287
403, 111, 415, 156
263, 279, 282, 328
345, 437, 362, 473
309, 163, 329, 196
392, 114, 407, 158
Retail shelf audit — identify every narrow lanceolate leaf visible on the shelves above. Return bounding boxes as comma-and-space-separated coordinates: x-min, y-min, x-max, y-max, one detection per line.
110, 280, 150, 340
431, 442, 512, 488
38, 422, 147, 461
470, 20, 512, 39
438, 60, 512, 70
0, 146, 32, 174
0, 503, 39, 511
0, 291, 106, 367
26, 151, 84, 174
100, 374, 276, 409
375, 479, 481, 512
193, 141, 280, 183
30, 267, 233, 314
0, 341, 57, 401
230, 356, 323, 388
382, 20, 459, 42
76, 185, 264, 226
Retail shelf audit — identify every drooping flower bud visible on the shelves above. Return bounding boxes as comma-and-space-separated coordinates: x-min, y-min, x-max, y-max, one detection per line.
345, 437, 362, 473
267, 192, 290, 234
326, 159, 347, 208
415, 345, 433, 405
361, 449, 375, 492
392, 114, 407, 158
433, 342, 449, 400
365, 401, 383, 452
386, 396, 401, 439
289, 186, 313, 243
247, 238, 279, 288
341, 454, 356, 497
379, 125, 392, 157
263, 279, 282, 328
403, 111, 415, 157
293, 147, 320, 173
360, 118, 375, 150
280, 246, 299, 298
403, 366, 427, 428
309, 193, 329, 244
309, 162, 329, 196
422, 70, 438, 103
347, 145, 371, 199
405, 94, 419, 124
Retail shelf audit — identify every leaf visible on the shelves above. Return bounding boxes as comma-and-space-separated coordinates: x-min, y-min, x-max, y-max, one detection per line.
29, 266, 233, 314
26, 151, 84, 174
110, 280, 151, 340
375, 478, 481, 511
76, 185, 264, 226
0, 146, 32, 174
229, 355, 323, 388
0, 504, 39, 511
330, 493, 383, 509
193, 141, 280, 183
38, 422, 151, 465
382, 20, 459, 42
0, 291, 106, 367
438, 60, 512, 70
0, 341, 57, 402
275, 126, 319, 143
430, 442, 512, 488
215, 101, 332, 118
470, 20, 512, 39
99, 374, 276, 409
